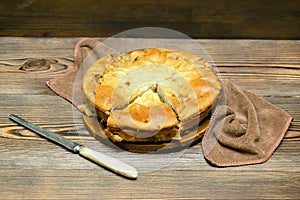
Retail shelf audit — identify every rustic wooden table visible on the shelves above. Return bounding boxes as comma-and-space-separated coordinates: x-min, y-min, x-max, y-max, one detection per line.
0, 37, 299, 199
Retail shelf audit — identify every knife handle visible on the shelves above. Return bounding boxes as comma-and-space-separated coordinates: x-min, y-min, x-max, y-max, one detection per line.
79, 147, 138, 179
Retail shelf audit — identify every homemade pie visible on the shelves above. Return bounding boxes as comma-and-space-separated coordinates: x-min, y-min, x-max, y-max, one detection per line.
82, 48, 221, 144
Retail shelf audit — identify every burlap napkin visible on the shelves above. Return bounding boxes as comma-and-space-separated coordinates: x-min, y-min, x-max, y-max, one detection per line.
47, 38, 292, 167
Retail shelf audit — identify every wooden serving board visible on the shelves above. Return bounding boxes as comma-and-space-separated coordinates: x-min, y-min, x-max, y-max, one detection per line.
83, 114, 209, 153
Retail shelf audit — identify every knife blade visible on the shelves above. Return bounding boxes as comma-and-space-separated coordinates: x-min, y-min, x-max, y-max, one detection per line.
9, 114, 138, 179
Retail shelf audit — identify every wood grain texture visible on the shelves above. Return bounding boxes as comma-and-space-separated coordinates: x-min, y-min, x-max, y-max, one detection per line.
0, 37, 299, 199
0, 0, 300, 39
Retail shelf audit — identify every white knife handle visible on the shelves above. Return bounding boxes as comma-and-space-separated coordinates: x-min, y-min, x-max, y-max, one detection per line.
79, 147, 138, 179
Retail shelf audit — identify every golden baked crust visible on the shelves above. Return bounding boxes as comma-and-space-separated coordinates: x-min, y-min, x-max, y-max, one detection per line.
82, 48, 221, 143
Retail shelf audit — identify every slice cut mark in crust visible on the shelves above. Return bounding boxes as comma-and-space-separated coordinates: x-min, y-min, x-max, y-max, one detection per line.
107, 87, 178, 131
156, 84, 213, 136
106, 87, 180, 142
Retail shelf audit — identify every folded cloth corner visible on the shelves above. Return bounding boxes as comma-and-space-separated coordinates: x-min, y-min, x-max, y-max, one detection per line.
202, 80, 293, 167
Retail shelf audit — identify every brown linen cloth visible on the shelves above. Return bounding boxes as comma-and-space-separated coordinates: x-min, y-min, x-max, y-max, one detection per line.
47, 38, 99, 105
202, 80, 293, 166
47, 38, 293, 167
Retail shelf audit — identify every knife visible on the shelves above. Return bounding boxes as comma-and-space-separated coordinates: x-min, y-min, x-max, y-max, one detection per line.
8, 114, 138, 179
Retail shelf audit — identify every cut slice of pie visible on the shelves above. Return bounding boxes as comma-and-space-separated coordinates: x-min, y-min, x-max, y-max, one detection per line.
106, 88, 180, 142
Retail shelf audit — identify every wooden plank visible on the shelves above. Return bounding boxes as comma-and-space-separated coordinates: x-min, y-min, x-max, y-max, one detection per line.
0, 0, 299, 39
0, 169, 299, 199
1, 38, 299, 96
0, 94, 298, 140
0, 37, 298, 138
0, 37, 299, 199
0, 138, 299, 199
